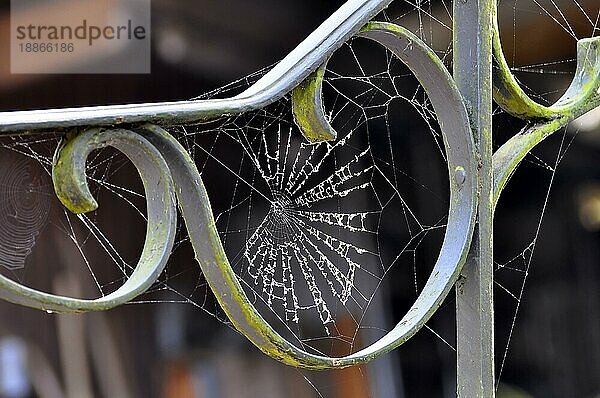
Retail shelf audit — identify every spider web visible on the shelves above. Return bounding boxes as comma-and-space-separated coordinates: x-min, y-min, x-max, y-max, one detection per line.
492, 0, 599, 395
0, 0, 597, 396
148, 35, 453, 350
0, 18, 453, 365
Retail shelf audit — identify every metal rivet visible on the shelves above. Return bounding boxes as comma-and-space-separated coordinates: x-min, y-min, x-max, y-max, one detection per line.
454, 166, 466, 186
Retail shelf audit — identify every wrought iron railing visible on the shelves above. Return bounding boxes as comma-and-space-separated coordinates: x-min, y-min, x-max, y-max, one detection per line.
0, 0, 598, 396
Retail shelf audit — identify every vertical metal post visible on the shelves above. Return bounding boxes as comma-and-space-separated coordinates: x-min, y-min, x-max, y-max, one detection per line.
453, 0, 495, 396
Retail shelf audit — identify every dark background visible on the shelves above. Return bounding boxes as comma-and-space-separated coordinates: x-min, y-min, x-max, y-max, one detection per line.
0, 1, 598, 397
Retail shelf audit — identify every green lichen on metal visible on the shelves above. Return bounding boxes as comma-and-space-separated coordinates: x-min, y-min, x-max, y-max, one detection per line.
0, 127, 178, 313
493, 119, 560, 207
492, 27, 600, 206
4, 0, 596, 386
137, 124, 336, 370
453, 0, 496, 394
491, 0, 600, 123
291, 63, 337, 143
491, 2, 553, 119
52, 129, 99, 214
361, 21, 455, 76
290, 21, 458, 147
131, 19, 477, 371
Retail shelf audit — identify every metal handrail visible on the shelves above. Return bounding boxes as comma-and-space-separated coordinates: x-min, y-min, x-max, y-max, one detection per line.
0, 0, 394, 134
0, 0, 599, 395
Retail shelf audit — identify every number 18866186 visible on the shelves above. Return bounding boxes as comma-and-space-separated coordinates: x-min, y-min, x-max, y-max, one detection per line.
19, 42, 74, 53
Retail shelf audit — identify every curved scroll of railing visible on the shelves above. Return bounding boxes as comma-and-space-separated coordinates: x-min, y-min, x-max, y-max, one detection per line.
491, 0, 600, 206
0, 0, 598, 391
0, 21, 478, 369
0, 129, 177, 312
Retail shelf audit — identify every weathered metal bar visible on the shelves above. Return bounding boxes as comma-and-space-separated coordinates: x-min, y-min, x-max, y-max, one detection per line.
453, 0, 495, 395
0, 0, 394, 134
491, 32, 600, 207
0, 0, 597, 392
0, 22, 479, 371
0, 128, 178, 312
